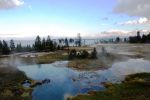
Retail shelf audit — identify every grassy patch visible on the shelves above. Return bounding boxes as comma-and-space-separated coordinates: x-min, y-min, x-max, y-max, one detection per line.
19, 51, 68, 64
69, 46, 93, 51
0, 67, 32, 100
68, 73, 150, 100
67, 53, 122, 71
36, 51, 68, 64
68, 59, 107, 71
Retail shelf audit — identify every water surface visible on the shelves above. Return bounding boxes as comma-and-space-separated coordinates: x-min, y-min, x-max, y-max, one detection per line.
17, 59, 150, 100
18, 61, 106, 100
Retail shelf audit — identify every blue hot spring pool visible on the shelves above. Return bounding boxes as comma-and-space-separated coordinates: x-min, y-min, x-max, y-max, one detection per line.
17, 59, 150, 100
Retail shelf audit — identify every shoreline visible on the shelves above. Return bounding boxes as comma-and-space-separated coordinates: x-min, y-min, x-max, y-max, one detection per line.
68, 73, 150, 100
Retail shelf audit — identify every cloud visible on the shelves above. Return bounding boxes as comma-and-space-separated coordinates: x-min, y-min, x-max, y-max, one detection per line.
113, 0, 150, 18
0, 0, 24, 9
118, 17, 150, 25
101, 29, 130, 37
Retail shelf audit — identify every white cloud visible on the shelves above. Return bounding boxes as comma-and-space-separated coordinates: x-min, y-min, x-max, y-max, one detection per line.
0, 0, 24, 9
118, 17, 150, 25
107, 29, 129, 34
100, 29, 130, 37
114, 0, 150, 18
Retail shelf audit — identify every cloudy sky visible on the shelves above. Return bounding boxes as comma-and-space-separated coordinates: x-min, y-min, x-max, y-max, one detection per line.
0, 0, 150, 38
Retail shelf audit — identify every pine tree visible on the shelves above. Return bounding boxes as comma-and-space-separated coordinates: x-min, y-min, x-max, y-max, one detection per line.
34, 35, 42, 51
116, 37, 120, 43
10, 39, 15, 52
65, 38, 69, 47
46, 35, 54, 51
77, 33, 82, 47
0, 40, 2, 54
91, 47, 97, 59
69, 38, 74, 46
2, 40, 10, 55
16, 43, 22, 52
42, 38, 46, 51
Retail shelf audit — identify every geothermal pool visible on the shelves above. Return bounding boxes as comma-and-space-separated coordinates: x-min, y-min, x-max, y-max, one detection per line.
17, 59, 150, 100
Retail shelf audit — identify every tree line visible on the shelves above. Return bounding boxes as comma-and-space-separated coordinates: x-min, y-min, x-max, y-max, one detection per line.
129, 31, 150, 43
0, 34, 82, 55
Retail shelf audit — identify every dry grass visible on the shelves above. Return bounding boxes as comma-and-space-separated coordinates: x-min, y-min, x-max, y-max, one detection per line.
0, 67, 32, 100
68, 59, 107, 71
69, 46, 93, 51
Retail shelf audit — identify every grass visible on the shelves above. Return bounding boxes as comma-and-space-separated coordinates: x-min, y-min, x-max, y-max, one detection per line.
68, 59, 107, 71
36, 51, 68, 64
67, 53, 123, 71
69, 46, 93, 51
0, 67, 32, 100
18, 51, 68, 65
68, 73, 150, 100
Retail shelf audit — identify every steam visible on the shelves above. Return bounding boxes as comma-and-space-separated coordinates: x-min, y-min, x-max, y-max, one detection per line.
102, 58, 150, 82
0, 54, 33, 69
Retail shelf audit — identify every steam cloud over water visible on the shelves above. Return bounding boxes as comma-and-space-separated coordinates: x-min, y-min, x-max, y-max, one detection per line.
102, 58, 150, 82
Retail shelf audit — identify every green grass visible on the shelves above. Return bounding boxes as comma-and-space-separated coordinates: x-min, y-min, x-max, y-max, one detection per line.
68, 73, 150, 100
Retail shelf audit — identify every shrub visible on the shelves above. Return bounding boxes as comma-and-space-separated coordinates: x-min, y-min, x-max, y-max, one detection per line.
91, 48, 97, 59
68, 49, 77, 60
81, 50, 89, 58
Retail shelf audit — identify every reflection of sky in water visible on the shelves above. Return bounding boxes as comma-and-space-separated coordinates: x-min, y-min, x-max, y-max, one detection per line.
18, 59, 150, 100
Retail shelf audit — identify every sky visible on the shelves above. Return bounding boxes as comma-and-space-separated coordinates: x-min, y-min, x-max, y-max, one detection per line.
0, 0, 150, 39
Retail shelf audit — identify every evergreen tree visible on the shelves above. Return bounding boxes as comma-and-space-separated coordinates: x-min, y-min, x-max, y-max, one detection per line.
136, 31, 141, 42
68, 49, 77, 60
141, 34, 146, 43
34, 35, 42, 51
69, 38, 74, 46
75, 40, 78, 47
46, 35, 53, 51
81, 50, 89, 58
42, 38, 46, 51
91, 47, 97, 59
25, 45, 32, 52
124, 38, 127, 43
65, 38, 69, 47
2, 40, 10, 55
77, 33, 82, 47
116, 37, 120, 43
10, 39, 15, 52
0, 40, 2, 54
16, 43, 22, 52
57, 45, 61, 50
58, 39, 62, 46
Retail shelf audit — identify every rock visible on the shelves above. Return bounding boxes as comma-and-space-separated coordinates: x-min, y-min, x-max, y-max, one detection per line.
42, 79, 51, 84
30, 79, 51, 87
101, 82, 113, 88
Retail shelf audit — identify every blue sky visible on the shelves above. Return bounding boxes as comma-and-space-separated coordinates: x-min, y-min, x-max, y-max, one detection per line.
0, 0, 150, 38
